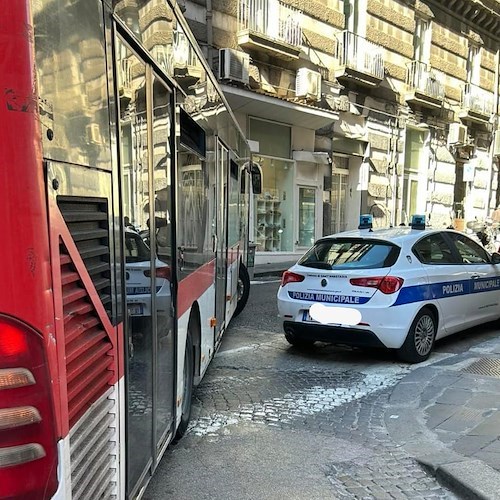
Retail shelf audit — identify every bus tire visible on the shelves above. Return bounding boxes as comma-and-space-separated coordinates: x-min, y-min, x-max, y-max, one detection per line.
174, 328, 194, 441
234, 263, 250, 317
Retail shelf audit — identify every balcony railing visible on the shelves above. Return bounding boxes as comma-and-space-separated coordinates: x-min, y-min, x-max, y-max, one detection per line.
238, 0, 302, 48
461, 83, 494, 116
335, 31, 384, 80
406, 61, 444, 100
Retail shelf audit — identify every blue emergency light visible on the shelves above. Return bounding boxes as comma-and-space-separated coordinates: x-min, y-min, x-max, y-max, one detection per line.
358, 214, 373, 230
410, 214, 426, 230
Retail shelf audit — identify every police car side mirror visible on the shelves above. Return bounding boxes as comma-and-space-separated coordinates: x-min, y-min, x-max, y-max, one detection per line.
491, 253, 500, 264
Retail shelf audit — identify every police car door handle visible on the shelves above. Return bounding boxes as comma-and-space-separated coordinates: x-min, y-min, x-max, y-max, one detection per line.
470, 274, 480, 279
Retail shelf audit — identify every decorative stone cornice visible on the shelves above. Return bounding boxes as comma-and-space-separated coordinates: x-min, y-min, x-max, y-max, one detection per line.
415, 0, 435, 19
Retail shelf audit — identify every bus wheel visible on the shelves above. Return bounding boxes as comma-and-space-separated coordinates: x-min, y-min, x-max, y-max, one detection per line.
174, 328, 194, 441
234, 263, 250, 317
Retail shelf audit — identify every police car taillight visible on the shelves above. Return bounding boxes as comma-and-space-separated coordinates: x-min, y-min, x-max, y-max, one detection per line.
144, 266, 171, 280
281, 271, 305, 287
350, 276, 404, 294
0, 317, 58, 499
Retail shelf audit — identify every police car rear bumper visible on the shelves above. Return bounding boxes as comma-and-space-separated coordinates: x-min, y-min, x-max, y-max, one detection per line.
283, 321, 387, 348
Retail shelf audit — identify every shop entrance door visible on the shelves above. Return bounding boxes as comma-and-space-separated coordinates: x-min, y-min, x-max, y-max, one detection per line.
297, 186, 316, 248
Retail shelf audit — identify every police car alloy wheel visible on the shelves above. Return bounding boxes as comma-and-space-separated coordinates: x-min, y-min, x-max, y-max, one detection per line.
398, 308, 436, 363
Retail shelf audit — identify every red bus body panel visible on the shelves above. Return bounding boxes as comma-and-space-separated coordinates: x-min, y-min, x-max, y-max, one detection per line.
0, 1, 63, 434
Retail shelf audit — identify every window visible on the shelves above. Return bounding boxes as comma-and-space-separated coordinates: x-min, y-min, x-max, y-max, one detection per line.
467, 44, 481, 85
414, 18, 431, 64
298, 238, 400, 270
413, 234, 456, 264
125, 232, 150, 262
448, 233, 490, 264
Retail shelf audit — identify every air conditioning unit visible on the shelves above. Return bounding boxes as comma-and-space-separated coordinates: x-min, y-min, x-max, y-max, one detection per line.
448, 123, 467, 145
219, 49, 249, 85
494, 129, 500, 156
296, 68, 322, 101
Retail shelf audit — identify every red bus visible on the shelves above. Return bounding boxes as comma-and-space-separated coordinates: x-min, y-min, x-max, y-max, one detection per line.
0, 1, 260, 498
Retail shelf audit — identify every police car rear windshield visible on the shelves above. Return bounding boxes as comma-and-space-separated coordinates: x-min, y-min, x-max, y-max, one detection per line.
298, 238, 400, 270
125, 232, 151, 263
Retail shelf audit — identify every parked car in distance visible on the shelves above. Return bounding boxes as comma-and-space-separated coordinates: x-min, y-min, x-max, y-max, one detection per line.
277, 218, 500, 363
125, 229, 170, 318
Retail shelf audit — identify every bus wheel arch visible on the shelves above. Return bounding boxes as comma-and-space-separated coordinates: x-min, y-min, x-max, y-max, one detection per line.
234, 261, 250, 317
188, 302, 202, 379
175, 305, 200, 441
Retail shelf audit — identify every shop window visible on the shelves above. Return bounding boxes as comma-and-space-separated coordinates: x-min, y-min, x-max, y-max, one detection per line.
253, 156, 294, 252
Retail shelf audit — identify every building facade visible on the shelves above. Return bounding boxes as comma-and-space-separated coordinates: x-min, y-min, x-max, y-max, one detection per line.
180, 0, 500, 264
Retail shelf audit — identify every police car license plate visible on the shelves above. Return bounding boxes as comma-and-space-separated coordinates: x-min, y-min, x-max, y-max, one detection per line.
302, 310, 317, 322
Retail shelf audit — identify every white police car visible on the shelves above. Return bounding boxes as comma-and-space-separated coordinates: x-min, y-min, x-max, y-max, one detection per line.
277, 215, 500, 363
125, 229, 171, 317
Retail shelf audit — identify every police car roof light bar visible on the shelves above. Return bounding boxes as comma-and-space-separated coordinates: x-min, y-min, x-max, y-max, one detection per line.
358, 214, 373, 230
410, 214, 426, 230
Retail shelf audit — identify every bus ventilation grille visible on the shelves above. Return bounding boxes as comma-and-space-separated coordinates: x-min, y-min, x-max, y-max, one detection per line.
59, 242, 115, 427
69, 387, 118, 500
57, 196, 112, 318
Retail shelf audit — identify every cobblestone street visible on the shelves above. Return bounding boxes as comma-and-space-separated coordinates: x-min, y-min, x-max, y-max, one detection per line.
146, 342, 456, 497
180, 338, 456, 499
145, 279, 500, 499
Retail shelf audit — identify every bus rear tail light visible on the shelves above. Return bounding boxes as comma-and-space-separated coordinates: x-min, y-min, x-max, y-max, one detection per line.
0, 367, 35, 390
0, 406, 41, 430
350, 276, 404, 294
0, 316, 58, 499
281, 271, 305, 287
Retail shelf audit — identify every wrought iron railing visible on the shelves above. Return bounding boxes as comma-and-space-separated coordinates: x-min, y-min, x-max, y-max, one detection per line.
335, 31, 384, 80
406, 61, 444, 99
461, 83, 494, 116
238, 0, 302, 47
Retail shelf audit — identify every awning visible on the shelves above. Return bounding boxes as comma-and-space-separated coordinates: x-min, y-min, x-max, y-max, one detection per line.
221, 85, 340, 130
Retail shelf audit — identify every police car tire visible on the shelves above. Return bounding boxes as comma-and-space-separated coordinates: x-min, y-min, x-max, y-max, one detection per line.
398, 307, 436, 363
234, 264, 250, 317
284, 331, 315, 348
174, 328, 194, 442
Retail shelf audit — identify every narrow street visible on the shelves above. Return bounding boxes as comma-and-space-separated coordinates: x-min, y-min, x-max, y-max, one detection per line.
145, 278, 500, 499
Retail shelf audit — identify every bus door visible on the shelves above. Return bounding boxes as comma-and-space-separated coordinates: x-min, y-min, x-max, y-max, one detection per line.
215, 140, 229, 341
225, 157, 241, 323
116, 36, 176, 497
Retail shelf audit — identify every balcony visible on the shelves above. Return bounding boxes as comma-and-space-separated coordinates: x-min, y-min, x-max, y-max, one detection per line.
237, 0, 302, 60
333, 31, 384, 87
459, 83, 494, 123
405, 61, 444, 110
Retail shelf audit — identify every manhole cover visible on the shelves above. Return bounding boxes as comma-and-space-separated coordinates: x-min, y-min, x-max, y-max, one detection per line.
462, 357, 500, 378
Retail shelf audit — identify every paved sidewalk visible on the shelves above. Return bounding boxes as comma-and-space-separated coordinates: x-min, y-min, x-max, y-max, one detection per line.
385, 338, 500, 499
253, 260, 296, 277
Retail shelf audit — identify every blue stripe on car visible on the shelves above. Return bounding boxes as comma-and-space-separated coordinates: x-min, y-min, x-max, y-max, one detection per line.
393, 277, 500, 306
288, 276, 500, 308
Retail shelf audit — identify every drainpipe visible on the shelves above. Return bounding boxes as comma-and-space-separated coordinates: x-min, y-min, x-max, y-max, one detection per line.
493, 49, 500, 209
